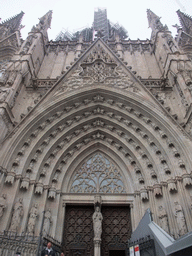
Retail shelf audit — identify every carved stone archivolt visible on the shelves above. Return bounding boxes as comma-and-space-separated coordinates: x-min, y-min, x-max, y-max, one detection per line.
6, 93, 191, 197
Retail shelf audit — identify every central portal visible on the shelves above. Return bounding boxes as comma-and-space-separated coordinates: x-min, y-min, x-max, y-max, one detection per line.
63, 205, 131, 256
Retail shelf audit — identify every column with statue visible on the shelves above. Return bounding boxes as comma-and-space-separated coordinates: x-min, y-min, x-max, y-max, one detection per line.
92, 195, 103, 256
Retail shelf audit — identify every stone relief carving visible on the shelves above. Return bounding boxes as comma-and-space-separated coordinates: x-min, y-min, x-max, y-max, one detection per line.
80, 59, 118, 83
27, 204, 38, 235
93, 206, 103, 240
174, 201, 187, 236
9, 198, 24, 232
55, 43, 140, 95
140, 188, 149, 201
158, 205, 169, 233
42, 209, 52, 236
48, 186, 57, 199
0, 194, 7, 218
11, 93, 188, 195
35, 182, 44, 195
20, 175, 30, 190
5, 172, 15, 185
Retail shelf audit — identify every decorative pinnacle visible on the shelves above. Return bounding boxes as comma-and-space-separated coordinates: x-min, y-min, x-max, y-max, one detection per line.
176, 9, 192, 35
0, 11, 24, 33
31, 10, 53, 34
147, 9, 168, 39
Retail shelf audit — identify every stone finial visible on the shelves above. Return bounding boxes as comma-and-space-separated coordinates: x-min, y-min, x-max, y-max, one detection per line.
147, 9, 168, 40
31, 10, 52, 36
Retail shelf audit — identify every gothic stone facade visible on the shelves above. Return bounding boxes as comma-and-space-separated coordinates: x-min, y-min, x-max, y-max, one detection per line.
0, 8, 192, 256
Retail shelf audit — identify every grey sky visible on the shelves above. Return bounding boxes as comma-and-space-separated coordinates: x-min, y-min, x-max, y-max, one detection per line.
1, 0, 192, 40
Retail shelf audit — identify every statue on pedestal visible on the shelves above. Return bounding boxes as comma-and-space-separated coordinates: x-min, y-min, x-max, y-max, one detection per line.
174, 201, 187, 236
42, 209, 52, 236
27, 204, 38, 235
92, 206, 103, 240
9, 198, 24, 232
158, 205, 169, 233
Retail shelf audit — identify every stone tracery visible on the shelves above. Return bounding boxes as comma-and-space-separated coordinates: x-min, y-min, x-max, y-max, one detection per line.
70, 152, 126, 194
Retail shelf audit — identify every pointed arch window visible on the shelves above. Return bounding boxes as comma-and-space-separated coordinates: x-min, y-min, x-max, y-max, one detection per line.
70, 152, 126, 194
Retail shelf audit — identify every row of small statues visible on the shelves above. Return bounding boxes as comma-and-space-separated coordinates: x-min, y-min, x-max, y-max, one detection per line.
0, 194, 189, 237
0, 196, 52, 236
158, 202, 187, 236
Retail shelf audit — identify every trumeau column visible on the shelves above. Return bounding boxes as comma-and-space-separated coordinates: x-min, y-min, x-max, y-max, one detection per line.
93, 195, 102, 256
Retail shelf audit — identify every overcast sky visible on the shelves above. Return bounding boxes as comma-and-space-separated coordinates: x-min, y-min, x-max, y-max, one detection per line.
1, 0, 192, 40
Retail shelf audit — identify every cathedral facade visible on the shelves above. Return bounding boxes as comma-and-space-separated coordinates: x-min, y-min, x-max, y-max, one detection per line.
0, 8, 192, 256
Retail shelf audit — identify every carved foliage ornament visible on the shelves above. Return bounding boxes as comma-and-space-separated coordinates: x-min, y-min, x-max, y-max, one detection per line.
56, 44, 139, 94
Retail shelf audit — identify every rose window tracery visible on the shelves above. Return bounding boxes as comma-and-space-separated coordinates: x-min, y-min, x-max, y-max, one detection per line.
70, 152, 126, 194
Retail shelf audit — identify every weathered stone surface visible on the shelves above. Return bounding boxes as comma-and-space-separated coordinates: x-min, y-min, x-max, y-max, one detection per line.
0, 9, 192, 256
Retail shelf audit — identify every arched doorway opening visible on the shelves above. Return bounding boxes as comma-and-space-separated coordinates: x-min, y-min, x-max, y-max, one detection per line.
62, 152, 132, 256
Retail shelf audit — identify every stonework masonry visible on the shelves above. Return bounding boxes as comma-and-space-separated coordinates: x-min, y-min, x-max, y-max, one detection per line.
0, 8, 192, 256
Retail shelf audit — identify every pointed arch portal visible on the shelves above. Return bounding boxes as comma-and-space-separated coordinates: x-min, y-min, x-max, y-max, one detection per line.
0, 38, 192, 255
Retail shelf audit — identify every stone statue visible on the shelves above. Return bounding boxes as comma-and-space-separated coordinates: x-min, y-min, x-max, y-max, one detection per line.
9, 198, 24, 232
174, 201, 187, 236
92, 206, 103, 240
158, 205, 169, 233
42, 209, 52, 236
27, 204, 38, 235
0, 194, 7, 218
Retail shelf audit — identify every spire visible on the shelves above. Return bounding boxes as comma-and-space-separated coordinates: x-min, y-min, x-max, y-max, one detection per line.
176, 9, 192, 35
0, 11, 24, 33
147, 9, 168, 39
31, 10, 52, 35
